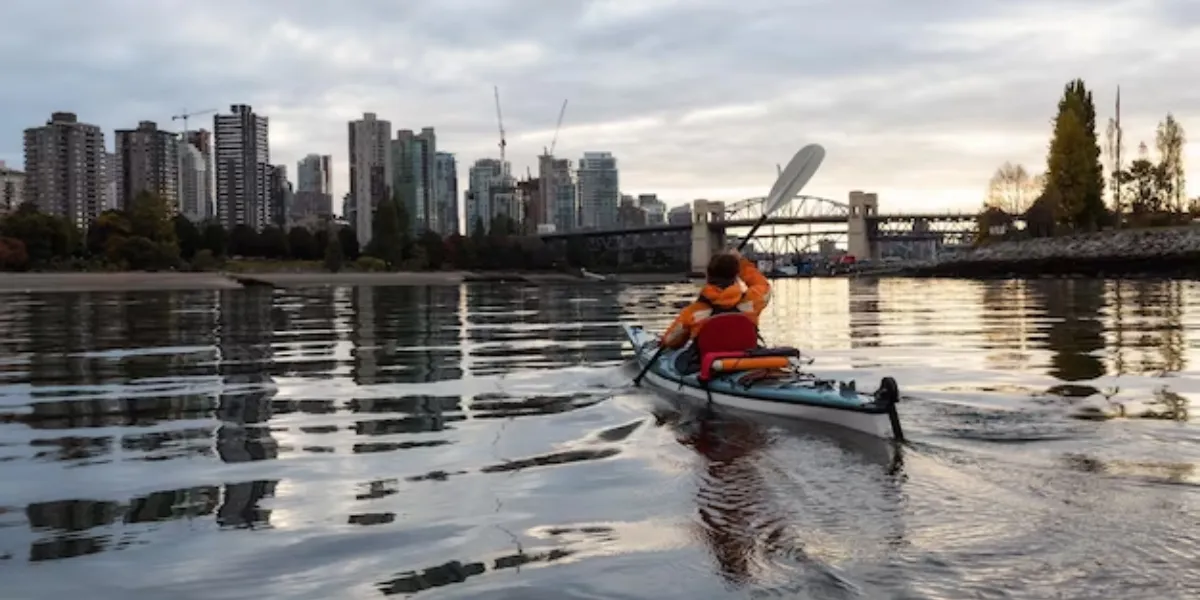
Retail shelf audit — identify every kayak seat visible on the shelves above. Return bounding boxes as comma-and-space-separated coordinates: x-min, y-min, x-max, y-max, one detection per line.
695, 314, 797, 382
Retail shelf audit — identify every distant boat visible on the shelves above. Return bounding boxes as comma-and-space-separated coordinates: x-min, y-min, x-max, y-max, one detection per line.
579, 268, 612, 281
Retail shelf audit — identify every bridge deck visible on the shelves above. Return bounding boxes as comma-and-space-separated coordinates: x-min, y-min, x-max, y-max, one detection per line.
537, 212, 977, 239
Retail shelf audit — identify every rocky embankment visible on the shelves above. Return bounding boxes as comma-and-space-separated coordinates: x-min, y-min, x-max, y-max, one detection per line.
903, 226, 1200, 277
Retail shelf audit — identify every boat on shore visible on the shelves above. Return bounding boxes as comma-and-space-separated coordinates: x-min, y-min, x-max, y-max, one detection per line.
623, 324, 904, 441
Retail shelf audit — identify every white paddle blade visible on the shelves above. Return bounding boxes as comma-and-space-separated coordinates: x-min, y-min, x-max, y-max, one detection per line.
764, 143, 825, 216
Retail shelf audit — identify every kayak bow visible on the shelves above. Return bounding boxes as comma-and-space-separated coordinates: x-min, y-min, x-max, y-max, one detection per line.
623, 324, 904, 442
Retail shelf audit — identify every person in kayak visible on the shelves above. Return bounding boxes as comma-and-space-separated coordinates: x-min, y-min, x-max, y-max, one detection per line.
659, 250, 771, 372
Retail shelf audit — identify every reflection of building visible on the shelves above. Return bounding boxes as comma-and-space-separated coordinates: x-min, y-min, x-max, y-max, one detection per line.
23, 112, 107, 228
216, 287, 278, 462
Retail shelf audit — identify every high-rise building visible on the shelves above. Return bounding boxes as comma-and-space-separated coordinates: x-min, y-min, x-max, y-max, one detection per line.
667, 204, 692, 225
391, 127, 437, 235
268, 165, 293, 228
0, 161, 24, 215
516, 176, 541, 234
618, 194, 647, 228
465, 158, 517, 235
348, 112, 393, 248
577, 151, 619, 230
296, 154, 332, 194
538, 155, 577, 233
178, 143, 210, 222
434, 152, 459, 236
113, 120, 179, 212
214, 104, 270, 230
638, 193, 667, 225
102, 152, 116, 212
22, 112, 106, 228
178, 130, 214, 222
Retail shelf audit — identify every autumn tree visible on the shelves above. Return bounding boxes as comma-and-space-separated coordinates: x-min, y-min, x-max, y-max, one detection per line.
1044, 79, 1107, 231
984, 162, 1040, 214
1155, 113, 1186, 212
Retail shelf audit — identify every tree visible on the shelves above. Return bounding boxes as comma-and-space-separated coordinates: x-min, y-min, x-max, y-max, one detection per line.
128, 191, 176, 244
287, 226, 319, 260
201, 221, 228, 257
338, 226, 360, 261
324, 224, 345, 272
0, 237, 28, 271
1025, 187, 1062, 238
258, 225, 289, 259
0, 202, 76, 265
365, 196, 404, 267
985, 162, 1040, 214
1044, 79, 1107, 231
1119, 157, 1170, 215
228, 224, 259, 256
418, 230, 446, 270
87, 210, 132, 257
173, 215, 202, 260
1155, 113, 1187, 212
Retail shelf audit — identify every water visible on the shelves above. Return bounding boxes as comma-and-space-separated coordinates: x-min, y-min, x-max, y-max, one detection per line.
0, 278, 1197, 599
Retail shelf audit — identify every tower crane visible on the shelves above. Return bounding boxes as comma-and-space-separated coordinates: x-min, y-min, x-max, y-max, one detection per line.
493, 86, 507, 176
547, 99, 568, 156
171, 108, 217, 137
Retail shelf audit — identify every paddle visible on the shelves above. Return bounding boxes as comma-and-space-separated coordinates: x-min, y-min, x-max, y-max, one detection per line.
633, 143, 826, 386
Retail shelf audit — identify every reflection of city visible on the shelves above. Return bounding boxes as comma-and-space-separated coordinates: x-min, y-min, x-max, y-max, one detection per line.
351, 286, 464, 385
756, 279, 852, 351
217, 287, 279, 462
847, 277, 881, 351
979, 279, 1187, 379
464, 283, 627, 375
22, 480, 277, 562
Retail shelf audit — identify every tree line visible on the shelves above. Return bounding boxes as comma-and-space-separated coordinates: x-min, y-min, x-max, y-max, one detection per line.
0, 190, 582, 273
979, 79, 1197, 239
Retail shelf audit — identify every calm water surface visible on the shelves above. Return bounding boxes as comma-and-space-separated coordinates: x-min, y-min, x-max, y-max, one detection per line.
0, 278, 1197, 599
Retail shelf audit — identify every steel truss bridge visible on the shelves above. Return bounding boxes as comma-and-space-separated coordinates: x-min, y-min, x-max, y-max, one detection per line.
538, 195, 984, 267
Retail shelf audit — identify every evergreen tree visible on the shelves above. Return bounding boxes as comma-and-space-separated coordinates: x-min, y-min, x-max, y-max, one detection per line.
1044, 79, 1107, 231
367, 196, 404, 267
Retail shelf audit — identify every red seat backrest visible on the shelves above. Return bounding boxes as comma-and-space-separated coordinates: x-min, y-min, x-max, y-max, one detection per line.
695, 313, 758, 355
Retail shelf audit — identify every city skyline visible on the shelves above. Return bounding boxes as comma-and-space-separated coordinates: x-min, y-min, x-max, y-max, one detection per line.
1, 0, 1198, 213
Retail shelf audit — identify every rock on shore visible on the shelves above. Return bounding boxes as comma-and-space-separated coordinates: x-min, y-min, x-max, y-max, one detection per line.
905, 226, 1200, 277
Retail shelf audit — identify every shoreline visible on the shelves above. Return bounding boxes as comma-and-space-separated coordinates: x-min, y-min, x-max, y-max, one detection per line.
0, 270, 692, 293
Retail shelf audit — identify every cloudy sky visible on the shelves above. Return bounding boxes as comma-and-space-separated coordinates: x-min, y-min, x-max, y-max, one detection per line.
2, 0, 1198, 216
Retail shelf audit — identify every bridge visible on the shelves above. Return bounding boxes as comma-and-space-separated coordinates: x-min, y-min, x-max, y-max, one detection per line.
538, 191, 980, 274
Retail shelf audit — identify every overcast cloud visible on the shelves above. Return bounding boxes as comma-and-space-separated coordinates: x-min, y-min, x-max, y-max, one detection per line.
2, 0, 1198, 214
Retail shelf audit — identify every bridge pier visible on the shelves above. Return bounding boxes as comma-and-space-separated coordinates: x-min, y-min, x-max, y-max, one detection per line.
690, 199, 726, 276
847, 191, 878, 260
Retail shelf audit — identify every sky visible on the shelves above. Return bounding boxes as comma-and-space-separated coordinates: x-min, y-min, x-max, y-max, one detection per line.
2, 0, 1199, 216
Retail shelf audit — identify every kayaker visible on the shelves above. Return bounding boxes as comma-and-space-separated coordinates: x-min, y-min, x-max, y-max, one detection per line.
658, 250, 771, 371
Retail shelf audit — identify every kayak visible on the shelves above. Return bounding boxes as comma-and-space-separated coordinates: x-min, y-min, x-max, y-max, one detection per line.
623, 324, 904, 442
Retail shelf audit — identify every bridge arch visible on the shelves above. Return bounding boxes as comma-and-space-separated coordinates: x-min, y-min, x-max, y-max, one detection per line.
723, 195, 850, 221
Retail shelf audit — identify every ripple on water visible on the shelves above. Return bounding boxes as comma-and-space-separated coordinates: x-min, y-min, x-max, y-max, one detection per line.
0, 280, 1198, 599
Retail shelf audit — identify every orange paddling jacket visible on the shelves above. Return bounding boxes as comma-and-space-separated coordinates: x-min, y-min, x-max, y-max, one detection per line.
659, 257, 771, 349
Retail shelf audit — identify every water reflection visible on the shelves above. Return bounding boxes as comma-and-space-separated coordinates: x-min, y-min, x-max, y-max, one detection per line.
0, 278, 1197, 599
24, 479, 275, 562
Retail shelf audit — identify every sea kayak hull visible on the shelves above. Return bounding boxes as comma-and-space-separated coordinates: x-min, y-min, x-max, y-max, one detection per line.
623, 324, 904, 441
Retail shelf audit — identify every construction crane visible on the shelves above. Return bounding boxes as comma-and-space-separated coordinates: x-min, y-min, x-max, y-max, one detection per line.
493, 86, 507, 175
547, 99, 568, 156
171, 108, 217, 136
